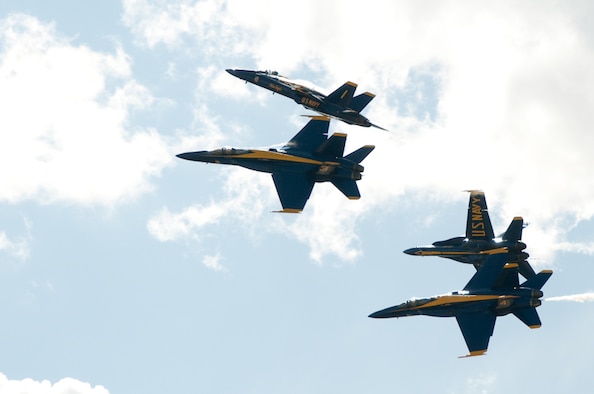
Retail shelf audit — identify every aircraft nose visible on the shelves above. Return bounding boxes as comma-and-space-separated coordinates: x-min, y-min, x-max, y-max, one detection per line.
226, 68, 253, 80
403, 247, 420, 256
176, 151, 209, 162
369, 306, 400, 319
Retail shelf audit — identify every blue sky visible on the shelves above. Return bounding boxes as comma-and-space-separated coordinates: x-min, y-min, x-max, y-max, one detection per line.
1, 1, 594, 393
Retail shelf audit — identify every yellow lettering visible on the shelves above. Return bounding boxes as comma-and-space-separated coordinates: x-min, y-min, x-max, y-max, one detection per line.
301, 97, 320, 108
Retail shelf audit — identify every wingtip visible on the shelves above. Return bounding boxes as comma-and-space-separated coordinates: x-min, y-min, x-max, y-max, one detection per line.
300, 114, 331, 122
458, 350, 487, 358
272, 208, 302, 214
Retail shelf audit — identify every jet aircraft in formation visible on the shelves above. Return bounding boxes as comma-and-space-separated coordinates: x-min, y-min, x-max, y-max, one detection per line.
226, 68, 385, 130
369, 250, 552, 357
178, 67, 553, 357
177, 116, 374, 213
404, 190, 536, 279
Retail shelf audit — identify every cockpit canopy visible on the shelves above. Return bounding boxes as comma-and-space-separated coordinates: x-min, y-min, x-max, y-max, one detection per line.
402, 298, 432, 308
213, 147, 250, 155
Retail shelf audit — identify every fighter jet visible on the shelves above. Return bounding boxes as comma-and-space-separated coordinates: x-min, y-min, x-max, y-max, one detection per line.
177, 116, 374, 213
404, 190, 536, 279
369, 250, 552, 357
226, 68, 385, 130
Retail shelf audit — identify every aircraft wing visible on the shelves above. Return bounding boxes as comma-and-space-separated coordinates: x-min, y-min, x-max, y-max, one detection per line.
326, 81, 357, 107
465, 190, 495, 240
271, 173, 315, 213
456, 312, 496, 357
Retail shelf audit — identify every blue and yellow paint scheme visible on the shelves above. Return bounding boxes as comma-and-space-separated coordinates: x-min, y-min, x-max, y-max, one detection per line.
177, 117, 374, 213
226, 68, 385, 130
369, 250, 553, 357
403, 190, 536, 279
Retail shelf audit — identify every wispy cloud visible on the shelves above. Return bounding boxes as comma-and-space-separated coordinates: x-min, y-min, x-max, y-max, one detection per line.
202, 253, 226, 271
545, 293, 594, 303
0, 231, 29, 260
0, 372, 109, 394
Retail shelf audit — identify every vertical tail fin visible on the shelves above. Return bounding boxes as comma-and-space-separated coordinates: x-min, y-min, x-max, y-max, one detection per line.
502, 217, 524, 242
286, 116, 330, 153
465, 190, 495, 240
344, 145, 375, 164
315, 133, 346, 158
349, 92, 375, 112
326, 81, 357, 107
463, 252, 508, 291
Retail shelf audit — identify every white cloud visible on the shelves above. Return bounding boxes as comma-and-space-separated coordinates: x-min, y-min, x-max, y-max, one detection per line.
131, 1, 594, 264
0, 14, 172, 207
202, 252, 225, 271
0, 231, 29, 260
462, 373, 497, 394
147, 169, 277, 269
0, 217, 32, 261
0, 373, 109, 394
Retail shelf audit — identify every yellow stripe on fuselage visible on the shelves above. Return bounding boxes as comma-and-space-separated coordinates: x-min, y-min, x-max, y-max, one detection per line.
235, 150, 324, 165
417, 295, 517, 309
416, 247, 508, 256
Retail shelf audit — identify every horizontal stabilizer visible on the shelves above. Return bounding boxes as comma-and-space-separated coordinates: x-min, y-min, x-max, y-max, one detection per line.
513, 307, 542, 328
344, 145, 375, 164
326, 81, 357, 107
332, 179, 361, 199
521, 270, 553, 290
316, 133, 346, 158
518, 260, 536, 279
350, 92, 375, 112
502, 217, 524, 242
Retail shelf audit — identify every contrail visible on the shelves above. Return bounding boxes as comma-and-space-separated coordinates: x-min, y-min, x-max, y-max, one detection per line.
545, 293, 594, 303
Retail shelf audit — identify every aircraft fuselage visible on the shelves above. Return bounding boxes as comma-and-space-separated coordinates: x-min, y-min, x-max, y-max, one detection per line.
369, 288, 543, 319
176, 148, 365, 182
226, 69, 374, 127
403, 240, 529, 264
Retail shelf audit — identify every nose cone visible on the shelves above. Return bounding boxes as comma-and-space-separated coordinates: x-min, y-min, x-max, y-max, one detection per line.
403, 247, 422, 256
176, 151, 210, 162
369, 305, 401, 319
226, 68, 257, 81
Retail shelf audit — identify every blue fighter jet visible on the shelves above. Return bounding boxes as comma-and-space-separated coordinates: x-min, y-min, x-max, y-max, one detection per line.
370, 250, 552, 357
404, 190, 536, 279
226, 68, 385, 130
177, 116, 374, 213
